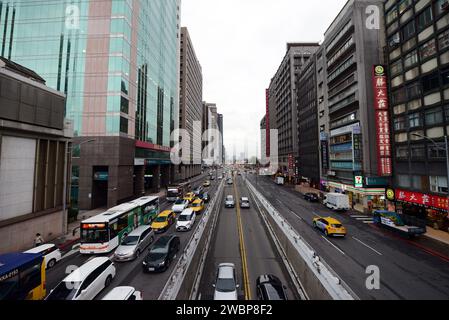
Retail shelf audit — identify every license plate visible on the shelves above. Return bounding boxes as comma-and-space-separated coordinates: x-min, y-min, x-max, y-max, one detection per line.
148, 268, 155, 271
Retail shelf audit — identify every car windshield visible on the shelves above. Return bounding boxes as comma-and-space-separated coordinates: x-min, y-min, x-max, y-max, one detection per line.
192, 202, 202, 207
174, 200, 184, 205
226, 196, 233, 201
155, 216, 167, 222
121, 236, 139, 246
331, 224, 343, 228
46, 281, 80, 300
216, 278, 236, 293
178, 215, 191, 221
150, 246, 168, 254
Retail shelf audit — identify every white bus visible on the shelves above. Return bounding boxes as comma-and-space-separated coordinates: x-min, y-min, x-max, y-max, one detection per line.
80, 196, 159, 254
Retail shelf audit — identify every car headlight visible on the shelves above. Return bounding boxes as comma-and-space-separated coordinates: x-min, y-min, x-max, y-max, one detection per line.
159, 261, 165, 266
142, 261, 147, 266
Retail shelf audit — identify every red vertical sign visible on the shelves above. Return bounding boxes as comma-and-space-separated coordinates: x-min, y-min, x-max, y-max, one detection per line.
373, 65, 392, 177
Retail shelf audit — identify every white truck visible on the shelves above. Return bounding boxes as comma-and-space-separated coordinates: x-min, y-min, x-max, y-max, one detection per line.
323, 193, 350, 211
275, 177, 285, 185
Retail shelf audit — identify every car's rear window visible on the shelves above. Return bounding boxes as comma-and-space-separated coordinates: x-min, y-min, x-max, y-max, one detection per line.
331, 224, 342, 228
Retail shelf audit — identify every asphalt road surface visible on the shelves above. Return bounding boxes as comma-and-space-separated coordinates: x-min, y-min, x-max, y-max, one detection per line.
247, 174, 449, 300
46, 170, 222, 300
197, 173, 299, 300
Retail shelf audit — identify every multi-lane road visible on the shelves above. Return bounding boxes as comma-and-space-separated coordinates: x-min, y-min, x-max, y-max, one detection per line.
45, 169, 449, 300
46, 171, 222, 300
246, 174, 449, 300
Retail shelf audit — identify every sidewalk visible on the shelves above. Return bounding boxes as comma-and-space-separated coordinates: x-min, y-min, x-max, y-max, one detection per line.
424, 227, 449, 246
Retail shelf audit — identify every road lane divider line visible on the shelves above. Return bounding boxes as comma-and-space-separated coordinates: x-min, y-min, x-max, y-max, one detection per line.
233, 177, 252, 300
289, 210, 304, 221
352, 237, 382, 256
321, 236, 346, 256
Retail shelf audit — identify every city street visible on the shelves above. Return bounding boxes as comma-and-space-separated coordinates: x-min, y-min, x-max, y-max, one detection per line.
197, 174, 300, 300
45, 171, 221, 300
246, 174, 449, 300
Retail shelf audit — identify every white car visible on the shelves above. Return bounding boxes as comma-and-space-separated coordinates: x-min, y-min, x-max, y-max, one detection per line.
213, 263, 239, 300
24, 244, 62, 269
176, 208, 196, 232
46, 257, 116, 300
102, 286, 143, 300
172, 199, 189, 213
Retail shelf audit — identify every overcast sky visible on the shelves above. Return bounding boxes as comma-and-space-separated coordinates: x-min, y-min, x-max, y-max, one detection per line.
181, 0, 348, 159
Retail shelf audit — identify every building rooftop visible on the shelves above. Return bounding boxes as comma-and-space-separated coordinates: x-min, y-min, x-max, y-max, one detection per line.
0, 56, 46, 84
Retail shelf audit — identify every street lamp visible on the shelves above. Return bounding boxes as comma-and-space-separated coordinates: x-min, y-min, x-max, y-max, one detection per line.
62, 139, 96, 235
411, 133, 449, 195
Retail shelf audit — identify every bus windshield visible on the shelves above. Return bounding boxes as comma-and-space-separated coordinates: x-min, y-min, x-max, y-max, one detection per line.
80, 228, 109, 244
167, 189, 180, 197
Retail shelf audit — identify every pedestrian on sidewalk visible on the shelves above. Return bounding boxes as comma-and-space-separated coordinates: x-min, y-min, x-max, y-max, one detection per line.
34, 233, 45, 247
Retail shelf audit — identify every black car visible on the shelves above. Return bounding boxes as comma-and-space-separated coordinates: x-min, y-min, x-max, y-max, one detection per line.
202, 192, 210, 203
256, 274, 288, 300
304, 193, 319, 202
142, 235, 180, 273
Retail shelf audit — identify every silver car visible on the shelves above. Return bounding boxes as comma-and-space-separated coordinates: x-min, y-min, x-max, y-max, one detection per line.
114, 226, 154, 261
240, 197, 250, 209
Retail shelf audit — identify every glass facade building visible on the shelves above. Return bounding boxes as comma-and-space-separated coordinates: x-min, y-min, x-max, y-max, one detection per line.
0, 0, 180, 209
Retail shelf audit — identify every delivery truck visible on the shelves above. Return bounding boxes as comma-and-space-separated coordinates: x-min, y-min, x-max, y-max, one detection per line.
323, 193, 350, 211
373, 210, 426, 238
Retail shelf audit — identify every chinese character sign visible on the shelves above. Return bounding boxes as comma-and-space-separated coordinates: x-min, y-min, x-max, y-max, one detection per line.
373, 65, 392, 177
396, 189, 449, 211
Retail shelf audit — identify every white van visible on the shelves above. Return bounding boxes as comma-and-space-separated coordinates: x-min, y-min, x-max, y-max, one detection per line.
324, 193, 350, 211
102, 286, 143, 300
176, 208, 196, 232
24, 244, 62, 269
46, 257, 116, 300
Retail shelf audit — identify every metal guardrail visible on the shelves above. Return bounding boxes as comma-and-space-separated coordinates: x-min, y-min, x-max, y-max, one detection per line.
158, 179, 225, 300
246, 179, 358, 300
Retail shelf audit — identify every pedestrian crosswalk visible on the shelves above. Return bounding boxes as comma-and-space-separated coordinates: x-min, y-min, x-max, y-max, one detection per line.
350, 215, 374, 224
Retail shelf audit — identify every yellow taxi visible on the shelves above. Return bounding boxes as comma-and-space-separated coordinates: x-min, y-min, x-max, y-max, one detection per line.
203, 180, 211, 187
190, 198, 205, 213
184, 192, 196, 203
313, 217, 347, 237
151, 210, 176, 233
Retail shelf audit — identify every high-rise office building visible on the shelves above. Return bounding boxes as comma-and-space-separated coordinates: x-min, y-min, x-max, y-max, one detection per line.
318, 0, 387, 213
0, 0, 181, 209
384, 0, 449, 233
269, 43, 320, 180
217, 113, 224, 164
178, 27, 203, 180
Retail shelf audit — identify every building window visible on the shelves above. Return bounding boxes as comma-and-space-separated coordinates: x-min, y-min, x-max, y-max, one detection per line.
120, 117, 128, 134
408, 112, 423, 128
438, 29, 449, 51
411, 175, 423, 189
425, 107, 443, 125
430, 176, 448, 193
120, 96, 129, 114
386, 7, 399, 25
396, 146, 409, 159
391, 59, 403, 76
445, 105, 449, 121
401, 20, 415, 40
406, 81, 422, 99
417, 6, 433, 31
389, 32, 401, 48
397, 174, 411, 188
392, 87, 407, 105
428, 143, 446, 159
441, 67, 449, 85
410, 144, 425, 159
419, 39, 437, 60
404, 50, 418, 68
436, 0, 449, 16
422, 71, 440, 93
399, 0, 413, 14
394, 116, 407, 130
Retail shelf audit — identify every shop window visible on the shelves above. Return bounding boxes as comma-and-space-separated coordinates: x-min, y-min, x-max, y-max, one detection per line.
408, 112, 423, 128
419, 39, 437, 60
430, 176, 448, 193
425, 107, 443, 125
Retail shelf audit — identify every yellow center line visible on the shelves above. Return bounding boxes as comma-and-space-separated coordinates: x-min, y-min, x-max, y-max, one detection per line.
233, 175, 252, 300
